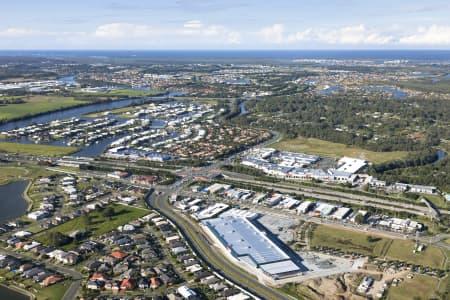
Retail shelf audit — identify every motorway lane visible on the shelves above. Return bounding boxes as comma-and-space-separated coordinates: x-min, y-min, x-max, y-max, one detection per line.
220, 173, 445, 216
148, 191, 291, 300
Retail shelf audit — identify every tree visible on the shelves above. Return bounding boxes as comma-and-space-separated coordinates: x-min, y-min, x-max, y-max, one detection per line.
354, 213, 365, 225
102, 207, 115, 218
48, 231, 72, 247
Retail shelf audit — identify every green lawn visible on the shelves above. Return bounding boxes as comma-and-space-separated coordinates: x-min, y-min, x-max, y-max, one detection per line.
271, 136, 410, 163
386, 240, 447, 269
422, 194, 449, 209
310, 225, 392, 256
387, 274, 439, 300
0, 142, 78, 156
0, 95, 85, 122
34, 204, 149, 249
35, 281, 70, 300
311, 225, 447, 268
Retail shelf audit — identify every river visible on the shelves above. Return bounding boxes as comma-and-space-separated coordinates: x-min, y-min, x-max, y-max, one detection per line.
0, 180, 29, 223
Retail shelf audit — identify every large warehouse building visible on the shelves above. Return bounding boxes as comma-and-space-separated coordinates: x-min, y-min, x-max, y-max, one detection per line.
202, 215, 304, 280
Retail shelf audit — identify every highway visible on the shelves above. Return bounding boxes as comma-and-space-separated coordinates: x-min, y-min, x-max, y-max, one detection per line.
147, 187, 291, 300
219, 171, 450, 217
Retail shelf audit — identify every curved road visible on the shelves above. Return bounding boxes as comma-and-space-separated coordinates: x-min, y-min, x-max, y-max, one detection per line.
147, 190, 291, 300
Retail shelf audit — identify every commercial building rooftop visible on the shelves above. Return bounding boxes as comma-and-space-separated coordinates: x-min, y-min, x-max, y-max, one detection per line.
202, 215, 302, 277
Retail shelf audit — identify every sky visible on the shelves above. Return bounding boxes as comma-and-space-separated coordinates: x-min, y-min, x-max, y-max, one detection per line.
0, 0, 450, 50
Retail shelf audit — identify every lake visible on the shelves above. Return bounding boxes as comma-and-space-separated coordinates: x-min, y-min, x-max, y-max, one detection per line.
364, 86, 408, 99
0, 285, 29, 300
0, 180, 29, 223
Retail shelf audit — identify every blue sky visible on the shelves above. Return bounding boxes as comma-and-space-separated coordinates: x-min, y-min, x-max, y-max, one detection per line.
1, 0, 449, 49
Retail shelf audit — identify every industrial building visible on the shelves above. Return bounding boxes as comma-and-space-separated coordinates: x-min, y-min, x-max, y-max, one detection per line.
202, 215, 304, 280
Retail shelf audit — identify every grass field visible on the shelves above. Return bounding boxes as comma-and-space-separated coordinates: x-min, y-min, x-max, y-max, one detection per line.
386, 240, 447, 269
310, 225, 392, 257
0, 95, 85, 122
422, 194, 449, 209
34, 204, 149, 249
271, 136, 409, 163
387, 274, 439, 300
310, 225, 447, 268
0, 165, 56, 185
35, 281, 69, 300
0, 166, 29, 185
0, 142, 78, 156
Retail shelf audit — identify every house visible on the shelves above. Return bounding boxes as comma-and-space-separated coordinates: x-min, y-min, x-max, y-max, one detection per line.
120, 268, 136, 280
104, 280, 119, 291
90, 272, 107, 282
33, 272, 53, 283
111, 250, 128, 259
171, 246, 188, 255
62, 252, 79, 265
87, 280, 100, 290
84, 260, 101, 271
160, 273, 175, 285
177, 285, 197, 299
138, 278, 150, 289
120, 278, 135, 290
113, 262, 130, 275
41, 275, 62, 287
150, 277, 160, 289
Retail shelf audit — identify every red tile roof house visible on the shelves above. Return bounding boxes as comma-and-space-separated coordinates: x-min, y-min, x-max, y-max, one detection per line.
41, 275, 62, 287
90, 272, 108, 282
120, 278, 135, 290
111, 250, 128, 260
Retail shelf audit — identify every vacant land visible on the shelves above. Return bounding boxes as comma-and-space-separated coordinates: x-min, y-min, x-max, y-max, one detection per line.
0, 95, 85, 122
0, 166, 29, 185
0, 165, 56, 185
0, 142, 78, 156
310, 225, 447, 268
387, 274, 439, 300
310, 225, 392, 257
386, 239, 447, 269
271, 136, 409, 163
34, 204, 149, 249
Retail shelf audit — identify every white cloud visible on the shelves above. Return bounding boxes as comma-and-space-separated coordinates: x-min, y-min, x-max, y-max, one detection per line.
399, 25, 450, 45
0, 28, 48, 37
285, 25, 393, 45
94, 23, 159, 38
178, 23, 241, 44
259, 24, 285, 43
183, 20, 203, 29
